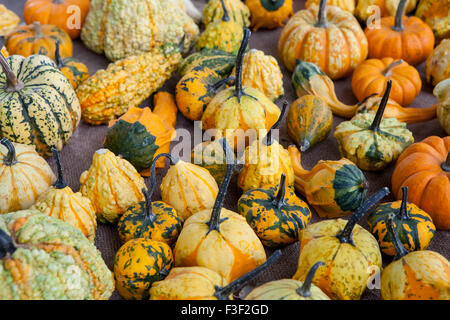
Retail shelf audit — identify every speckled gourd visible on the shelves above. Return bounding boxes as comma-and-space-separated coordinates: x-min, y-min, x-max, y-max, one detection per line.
203, 0, 251, 27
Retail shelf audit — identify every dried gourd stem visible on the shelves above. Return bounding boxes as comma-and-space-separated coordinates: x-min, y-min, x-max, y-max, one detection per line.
398, 186, 410, 220
178, 35, 186, 52
54, 40, 63, 68
337, 187, 390, 245
212, 76, 235, 92
233, 28, 251, 102
273, 174, 287, 209
382, 60, 404, 77
52, 147, 67, 189
263, 100, 288, 146
315, 0, 328, 28
220, 0, 230, 22
369, 80, 392, 132
0, 37, 24, 92
386, 217, 409, 260
142, 188, 157, 223
296, 261, 324, 297
33, 22, 43, 38
0, 138, 17, 166
0, 229, 16, 259
53, 0, 64, 4
392, 0, 407, 31
442, 152, 450, 172
215, 250, 282, 300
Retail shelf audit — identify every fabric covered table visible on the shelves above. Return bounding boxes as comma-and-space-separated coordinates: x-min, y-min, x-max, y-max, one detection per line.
3, 0, 449, 300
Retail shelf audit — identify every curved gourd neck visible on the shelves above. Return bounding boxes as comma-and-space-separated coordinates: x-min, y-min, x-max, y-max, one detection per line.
214, 250, 282, 300
296, 261, 324, 297
273, 174, 287, 208
337, 187, 390, 245
1, 138, 17, 166
220, 0, 230, 22
392, 0, 407, 31
442, 152, 450, 172
52, 148, 67, 189
368, 80, 392, 132
262, 101, 288, 146
233, 28, 251, 103
0, 36, 24, 92
315, 0, 328, 28
0, 229, 16, 259
386, 217, 409, 260
54, 40, 64, 68
397, 186, 410, 220
382, 60, 404, 77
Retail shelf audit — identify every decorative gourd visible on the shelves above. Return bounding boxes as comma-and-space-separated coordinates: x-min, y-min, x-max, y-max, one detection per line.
178, 48, 237, 78
0, 4, 20, 36
0, 209, 114, 299
114, 238, 173, 300
5, 22, 72, 59
278, 0, 368, 79
158, 154, 219, 222
24, 0, 90, 39
245, 0, 293, 30
0, 47, 81, 156
289, 145, 369, 218
286, 95, 333, 152
202, 29, 281, 150
415, 0, 450, 41
150, 250, 281, 300
182, 0, 203, 24
334, 81, 414, 171
81, 0, 199, 61
203, 0, 251, 27
426, 39, 450, 87
176, 66, 232, 121
54, 40, 89, 89
245, 262, 330, 300
435, 78, 450, 134
196, 0, 245, 54
104, 93, 177, 176
292, 59, 437, 123
293, 188, 388, 300
238, 174, 311, 248
0, 46, 7, 57
306, 0, 355, 13
76, 40, 183, 125
352, 58, 421, 106
231, 49, 284, 101
237, 102, 294, 192
364, 0, 435, 66
0, 138, 56, 214
32, 148, 97, 242
380, 217, 450, 300
79, 149, 146, 224
174, 139, 267, 283
355, 0, 417, 23
391, 136, 450, 230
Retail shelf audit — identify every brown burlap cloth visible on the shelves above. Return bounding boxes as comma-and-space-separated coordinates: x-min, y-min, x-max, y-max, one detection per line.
5, 0, 449, 300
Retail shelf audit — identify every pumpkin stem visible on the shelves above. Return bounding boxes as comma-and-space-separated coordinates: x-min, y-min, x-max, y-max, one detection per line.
178, 35, 186, 53
0, 138, 17, 166
212, 76, 235, 92
382, 60, 404, 77
33, 22, 44, 38
220, 0, 230, 22
142, 188, 157, 223
263, 100, 288, 146
207, 138, 235, 233
392, 0, 407, 31
369, 80, 392, 132
398, 186, 410, 220
337, 187, 390, 245
215, 250, 282, 300
0, 229, 16, 259
296, 261, 324, 298
54, 40, 63, 68
315, 0, 328, 28
52, 147, 67, 189
234, 28, 251, 103
386, 217, 409, 260
0, 37, 24, 92
442, 152, 450, 172
273, 174, 287, 209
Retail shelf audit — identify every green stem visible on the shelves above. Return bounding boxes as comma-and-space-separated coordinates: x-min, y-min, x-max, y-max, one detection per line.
273, 174, 286, 209
0, 138, 17, 166
52, 147, 67, 189
142, 188, 157, 223
386, 217, 409, 260
315, 0, 328, 28
296, 261, 324, 298
54, 40, 63, 68
392, 0, 407, 31
0, 37, 24, 92
369, 80, 392, 132
220, 0, 230, 22
398, 186, 410, 220
263, 100, 288, 146
0, 229, 16, 259
212, 76, 235, 92
215, 250, 282, 300
234, 28, 251, 103
442, 152, 450, 172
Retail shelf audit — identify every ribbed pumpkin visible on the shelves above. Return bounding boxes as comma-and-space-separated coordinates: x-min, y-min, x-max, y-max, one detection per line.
76, 41, 183, 125
278, 0, 368, 79
0, 138, 56, 214
293, 188, 388, 300
306, 0, 355, 13
81, 0, 199, 61
415, 0, 450, 41
286, 95, 333, 152
202, 29, 281, 151
426, 39, 450, 87
355, 0, 417, 23
174, 139, 267, 283
380, 217, 450, 300
114, 238, 173, 300
335, 81, 414, 171
231, 49, 284, 101
0, 50, 81, 156
0, 4, 20, 36
104, 92, 177, 176
5, 22, 72, 59
364, 0, 435, 66
238, 174, 311, 248
0, 209, 114, 299
158, 154, 219, 222
79, 149, 147, 224
289, 145, 369, 218
24, 0, 90, 39
32, 149, 97, 242
292, 59, 437, 123
435, 78, 450, 134
54, 40, 89, 89
368, 186, 436, 256
391, 136, 450, 230
178, 48, 237, 78
352, 58, 421, 106
245, 0, 293, 30
203, 0, 251, 27
245, 262, 330, 300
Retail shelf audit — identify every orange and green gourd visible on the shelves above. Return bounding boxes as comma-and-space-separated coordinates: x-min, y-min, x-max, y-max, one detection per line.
245, 0, 293, 30
54, 40, 89, 90
380, 217, 450, 300
0, 4, 19, 37
238, 173, 312, 248
113, 238, 173, 300
334, 81, 415, 171
203, 0, 251, 27
368, 186, 436, 256
178, 48, 237, 78
415, 0, 450, 41
293, 188, 388, 300
289, 145, 369, 218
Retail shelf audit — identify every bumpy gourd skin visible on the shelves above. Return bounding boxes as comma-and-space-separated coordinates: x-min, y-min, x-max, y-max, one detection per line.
334, 113, 414, 171
426, 39, 450, 87
196, 19, 245, 54
59, 57, 90, 90
81, 0, 199, 61
306, 0, 354, 13
0, 210, 114, 300
0, 4, 20, 36
245, 279, 330, 300
415, 0, 450, 41
76, 44, 182, 125
203, 0, 251, 27
435, 78, 450, 135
